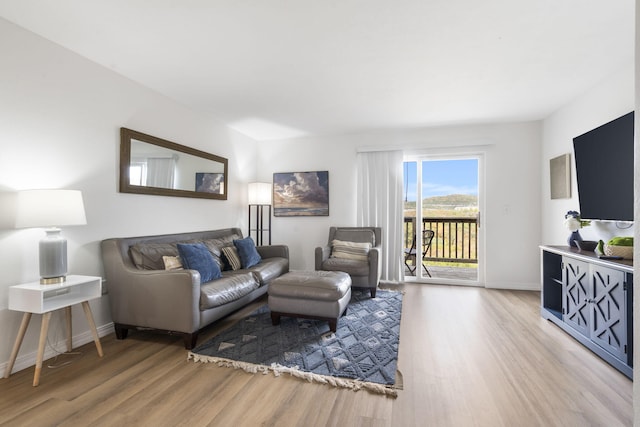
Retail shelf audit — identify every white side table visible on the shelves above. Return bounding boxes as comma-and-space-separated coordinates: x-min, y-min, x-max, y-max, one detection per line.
4, 275, 103, 386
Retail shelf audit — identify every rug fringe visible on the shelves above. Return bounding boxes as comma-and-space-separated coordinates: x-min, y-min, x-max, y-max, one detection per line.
187, 352, 398, 398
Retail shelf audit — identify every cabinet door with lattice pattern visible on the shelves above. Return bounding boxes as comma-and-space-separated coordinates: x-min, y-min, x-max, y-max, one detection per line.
590, 265, 627, 361
562, 257, 589, 337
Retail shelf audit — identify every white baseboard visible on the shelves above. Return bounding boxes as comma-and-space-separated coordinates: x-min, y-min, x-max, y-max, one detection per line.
2, 322, 113, 376
485, 282, 541, 291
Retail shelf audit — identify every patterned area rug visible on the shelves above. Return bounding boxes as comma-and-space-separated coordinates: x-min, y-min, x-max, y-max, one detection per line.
188, 289, 403, 397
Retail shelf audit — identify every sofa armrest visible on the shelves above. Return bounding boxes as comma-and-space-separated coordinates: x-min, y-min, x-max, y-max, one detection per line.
368, 246, 382, 284
101, 239, 201, 334
315, 245, 331, 270
113, 270, 201, 333
368, 246, 381, 263
257, 244, 289, 260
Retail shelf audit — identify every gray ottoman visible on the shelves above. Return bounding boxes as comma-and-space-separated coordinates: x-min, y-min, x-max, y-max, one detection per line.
268, 270, 352, 332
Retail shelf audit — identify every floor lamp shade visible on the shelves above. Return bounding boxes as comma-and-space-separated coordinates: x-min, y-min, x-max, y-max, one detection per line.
248, 182, 272, 205
15, 190, 87, 284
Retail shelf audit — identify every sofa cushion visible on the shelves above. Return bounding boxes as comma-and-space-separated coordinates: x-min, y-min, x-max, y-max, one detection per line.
162, 255, 183, 271
269, 270, 352, 301
234, 237, 262, 269
247, 257, 289, 285
321, 257, 370, 277
130, 242, 179, 270
331, 239, 371, 261
200, 234, 240, 268
177, 243, 222, 282
333, 229, 375, 245
221, 246, 242, 270
200, 272, 259, 310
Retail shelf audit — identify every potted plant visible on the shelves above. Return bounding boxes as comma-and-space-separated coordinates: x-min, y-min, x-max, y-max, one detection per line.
564, 211, 590, 248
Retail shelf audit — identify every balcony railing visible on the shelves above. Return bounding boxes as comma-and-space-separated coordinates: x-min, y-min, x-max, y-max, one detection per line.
404, 217, 478, 264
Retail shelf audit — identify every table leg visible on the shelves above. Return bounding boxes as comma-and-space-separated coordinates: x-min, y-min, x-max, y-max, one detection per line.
65, 306, 72, 352
4, 312, 32, 378
33, 312, 52, 387
81, 301, 103, 357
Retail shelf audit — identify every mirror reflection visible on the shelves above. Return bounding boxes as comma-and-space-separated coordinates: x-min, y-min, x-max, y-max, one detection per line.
120, 128, 228, 200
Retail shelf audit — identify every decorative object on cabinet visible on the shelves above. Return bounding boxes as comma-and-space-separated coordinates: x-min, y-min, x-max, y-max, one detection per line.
604, 237, 634, 260
273, 171, 329, 217
563, 210, 590, 248
575, 240, 598, 252
119, 127, 228, 200
549, 153, 571, 199
14, 189, 87, 284
248, 182, 272, 245
566, 230, 582, 247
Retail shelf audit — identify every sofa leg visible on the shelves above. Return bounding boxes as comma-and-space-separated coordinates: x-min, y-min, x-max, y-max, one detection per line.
271, 312, 281, 326
114, 324, 129, 340
370, 287, 377, 298
184, 333, 198, 350
328, 319, 338, 332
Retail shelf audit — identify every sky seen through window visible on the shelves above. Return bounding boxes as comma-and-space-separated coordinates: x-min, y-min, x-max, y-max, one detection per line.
404, 159, 478, 202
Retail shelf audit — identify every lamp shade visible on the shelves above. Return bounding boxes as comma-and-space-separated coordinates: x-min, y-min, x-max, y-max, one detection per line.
248, 182, 272, 205
15, 189, 87, 228
15, 189, 87, 284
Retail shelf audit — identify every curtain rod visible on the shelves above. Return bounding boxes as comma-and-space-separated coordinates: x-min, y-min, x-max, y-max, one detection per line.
357, 141, 494, 153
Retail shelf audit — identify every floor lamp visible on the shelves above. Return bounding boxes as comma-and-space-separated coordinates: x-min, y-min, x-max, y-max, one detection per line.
248, 182, 271, 246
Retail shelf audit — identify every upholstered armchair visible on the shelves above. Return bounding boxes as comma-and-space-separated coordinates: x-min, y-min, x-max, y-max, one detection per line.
315, 226, 382, 297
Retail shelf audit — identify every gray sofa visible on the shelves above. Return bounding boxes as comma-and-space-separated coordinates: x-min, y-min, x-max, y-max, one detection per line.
101, 228, 289, 349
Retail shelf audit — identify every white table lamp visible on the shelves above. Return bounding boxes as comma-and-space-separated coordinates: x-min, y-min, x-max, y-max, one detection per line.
15, 189, 87, 284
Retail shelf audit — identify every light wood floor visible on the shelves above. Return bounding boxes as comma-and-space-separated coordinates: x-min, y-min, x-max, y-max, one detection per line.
404, 264, 477, 281
0, 283, 632, 426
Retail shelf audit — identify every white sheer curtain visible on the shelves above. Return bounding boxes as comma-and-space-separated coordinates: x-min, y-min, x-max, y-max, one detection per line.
146, 157, 177, 189
356, 150, 404, 281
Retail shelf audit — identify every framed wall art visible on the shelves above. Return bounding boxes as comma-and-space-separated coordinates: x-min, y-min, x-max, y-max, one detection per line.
273, 171, 329, 216
549, 154, 571, 199
195, 172, 225, 194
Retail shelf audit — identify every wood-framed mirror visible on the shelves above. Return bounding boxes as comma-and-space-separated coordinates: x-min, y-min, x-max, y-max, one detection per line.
119, 128, 228, 200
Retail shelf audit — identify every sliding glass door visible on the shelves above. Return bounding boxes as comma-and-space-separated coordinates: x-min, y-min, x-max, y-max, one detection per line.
403, 155, 481, 284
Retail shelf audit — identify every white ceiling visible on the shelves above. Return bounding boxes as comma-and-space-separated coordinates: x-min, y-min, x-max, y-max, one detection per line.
0, 1, 634, 140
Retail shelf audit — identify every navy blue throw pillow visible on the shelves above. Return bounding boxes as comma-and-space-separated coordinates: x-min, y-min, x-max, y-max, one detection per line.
177, 243, 221, 283
233, 237, 262, 269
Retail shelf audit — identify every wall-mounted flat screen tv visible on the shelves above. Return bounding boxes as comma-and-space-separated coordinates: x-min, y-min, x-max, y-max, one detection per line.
573, 111, 634, 222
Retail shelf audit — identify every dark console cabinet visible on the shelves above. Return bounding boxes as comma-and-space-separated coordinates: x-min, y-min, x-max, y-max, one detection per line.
540, 245, 633, 379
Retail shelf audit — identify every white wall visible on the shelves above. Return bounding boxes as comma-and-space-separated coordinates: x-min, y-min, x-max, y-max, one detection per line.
541, 63, 635, 245
258, 121, 543, 290
0, 18, 258, 372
